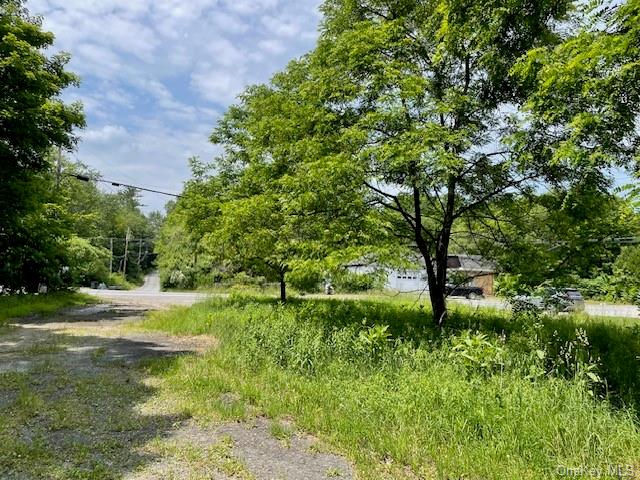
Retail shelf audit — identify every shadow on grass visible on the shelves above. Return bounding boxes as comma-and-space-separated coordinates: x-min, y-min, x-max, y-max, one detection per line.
10, 305, 148, 325
0, 321, 194, 479
213, 295, 640, 414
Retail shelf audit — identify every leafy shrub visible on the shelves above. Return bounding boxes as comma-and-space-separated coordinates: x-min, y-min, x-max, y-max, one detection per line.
575, 274, 629, 302
355, 323, 392, 359
105, 273, 135, 290
449, 331, 504, 375
63, 236, 110, 286
229, 272, 267, 287
332, 270, 386, 293
287, 267, 323, 293
494, 273, 526, 297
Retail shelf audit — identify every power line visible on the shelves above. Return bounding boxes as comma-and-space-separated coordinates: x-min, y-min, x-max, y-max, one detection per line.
65, 173, 182, 198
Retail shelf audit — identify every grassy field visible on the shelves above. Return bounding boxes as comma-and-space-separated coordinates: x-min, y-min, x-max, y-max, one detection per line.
0, 292, 94, 325
135, 296, 640, 479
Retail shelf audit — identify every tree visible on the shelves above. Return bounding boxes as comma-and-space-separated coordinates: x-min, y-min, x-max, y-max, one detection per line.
198, 66, 385, 301
514, 0, 640, 174
63, 236, 111, 286
474, 186, 638, 288
294, 0, 575, 323
58, 162, 161, 283
0, 0, 84, 291
0, 169, 72, 291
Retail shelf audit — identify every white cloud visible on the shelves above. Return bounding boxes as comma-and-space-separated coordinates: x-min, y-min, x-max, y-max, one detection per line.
83, 125, 130, 143
25, 0, 322, 211
190, 66, 243, 106
261, 15, 302, 37
258, 38, 286, 55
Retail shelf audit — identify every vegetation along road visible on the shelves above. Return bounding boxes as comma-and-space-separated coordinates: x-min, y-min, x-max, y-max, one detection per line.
3, 0, 640, 478
84, 274, 640, 320
80, 273, 214, 308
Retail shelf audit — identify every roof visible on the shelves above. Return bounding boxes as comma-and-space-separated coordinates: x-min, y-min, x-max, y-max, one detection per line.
347, 254, 496, 273
447, 255, 496, 274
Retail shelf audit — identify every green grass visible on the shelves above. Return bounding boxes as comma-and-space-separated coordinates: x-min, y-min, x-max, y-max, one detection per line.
105, 273, 139, 290
0, 292, 94, 325
0, 358, 165, 479
138, 295, 640, 479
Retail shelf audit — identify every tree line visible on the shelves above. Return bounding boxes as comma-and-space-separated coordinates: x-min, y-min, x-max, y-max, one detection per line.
158, 0, 640, 324
0, 1, 161, 292
3, 0, 640, 323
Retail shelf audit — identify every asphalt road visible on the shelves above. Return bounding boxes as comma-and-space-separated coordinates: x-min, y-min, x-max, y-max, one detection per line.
81, 273, 215, 307
451, 297, 639, 319
83, 274, 639, 319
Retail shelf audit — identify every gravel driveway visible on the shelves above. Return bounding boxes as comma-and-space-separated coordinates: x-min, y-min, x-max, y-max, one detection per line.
0, 300, 353, 480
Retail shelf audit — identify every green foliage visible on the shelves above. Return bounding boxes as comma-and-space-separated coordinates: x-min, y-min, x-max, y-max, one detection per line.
303, 0, 577, 322
0, 3, 161, 291
176, 0, 640, 323
286, 266, 324, 294
449, 331, 504, 375
571, 246, 640, 302
355, 323, 391, 359
63, 237, 110, 286
0, 1, 85, 292
0, 1, 84, 176
104, 273, 137, 291
480, 188, 636, 289
140, 297, 640, 478
0, 171, 72, 292
515, 0, 640, 170
0, 292, 93, 325
331, 270, 386, 293
58, 161, 161, 286
613, 245, 640, 284
494, 273, 525, 297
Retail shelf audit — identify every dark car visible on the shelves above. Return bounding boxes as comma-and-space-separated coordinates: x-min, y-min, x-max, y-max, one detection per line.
446, 284, 484, 299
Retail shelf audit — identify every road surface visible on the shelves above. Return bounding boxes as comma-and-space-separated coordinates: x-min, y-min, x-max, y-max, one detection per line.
81, 272, 215, 307
83, 273, 639, 319
451, 297, 639, 319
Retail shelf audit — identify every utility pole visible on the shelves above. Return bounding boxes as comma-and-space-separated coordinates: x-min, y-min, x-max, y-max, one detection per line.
109, 238, 114, 273
122, 227, 130, 279
56, 146, 62, 188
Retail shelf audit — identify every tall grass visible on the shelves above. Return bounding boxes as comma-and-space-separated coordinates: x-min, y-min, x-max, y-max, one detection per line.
0, 292, 93, 325
140, 296, 640, 479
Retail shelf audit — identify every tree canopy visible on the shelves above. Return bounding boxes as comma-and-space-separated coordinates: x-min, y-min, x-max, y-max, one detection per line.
158, 0, 640, 323
0, 1, 85, 291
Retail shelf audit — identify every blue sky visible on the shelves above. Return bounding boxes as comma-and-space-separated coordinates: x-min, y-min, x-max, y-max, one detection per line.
27, 0, 323, 211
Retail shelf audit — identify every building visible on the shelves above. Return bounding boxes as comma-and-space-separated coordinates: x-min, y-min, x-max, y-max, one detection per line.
348, 254, 496, 295
446, 255, 496, 295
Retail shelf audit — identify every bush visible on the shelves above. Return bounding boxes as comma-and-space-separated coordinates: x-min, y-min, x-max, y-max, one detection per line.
105, 273, 136, 290
287, 267, 323, 293
332, 270, 386, 293
494, 273, 526, 297
63, 237, 110, 286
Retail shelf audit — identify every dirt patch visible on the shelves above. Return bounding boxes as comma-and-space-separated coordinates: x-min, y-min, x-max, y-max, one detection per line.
219, 418, 353, 480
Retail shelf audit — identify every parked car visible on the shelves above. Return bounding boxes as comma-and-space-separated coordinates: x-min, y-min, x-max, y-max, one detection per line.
512, 288, 585, 314
562, 288, 586, 312
446, 284, 484, 299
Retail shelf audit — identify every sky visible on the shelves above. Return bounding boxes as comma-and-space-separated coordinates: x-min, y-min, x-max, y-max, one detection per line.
26, 0, 323, 212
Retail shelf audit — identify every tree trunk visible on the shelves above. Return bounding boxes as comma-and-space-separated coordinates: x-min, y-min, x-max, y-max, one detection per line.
279, 272, 287, 302
421, 248, 448, 325
414, 176, 456, 326
429, 250, 449, 326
